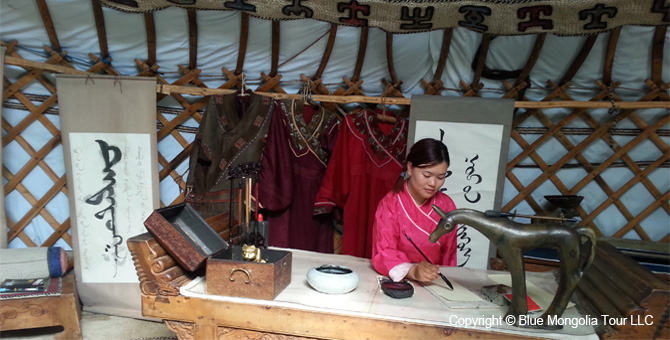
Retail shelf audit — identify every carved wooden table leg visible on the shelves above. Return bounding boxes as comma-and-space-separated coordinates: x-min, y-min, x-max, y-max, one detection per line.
194, 322, 218, 339
165, 320, 195, 340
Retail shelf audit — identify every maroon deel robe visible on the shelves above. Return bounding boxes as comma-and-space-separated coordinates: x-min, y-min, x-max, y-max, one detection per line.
259, 100, 339, 253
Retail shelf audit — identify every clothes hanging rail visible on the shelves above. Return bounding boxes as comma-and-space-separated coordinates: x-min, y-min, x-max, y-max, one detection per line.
4, 56, 669, 110
157, 84, 670, 110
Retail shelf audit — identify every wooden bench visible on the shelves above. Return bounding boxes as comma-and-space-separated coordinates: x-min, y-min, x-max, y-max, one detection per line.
0, 271, 82, 340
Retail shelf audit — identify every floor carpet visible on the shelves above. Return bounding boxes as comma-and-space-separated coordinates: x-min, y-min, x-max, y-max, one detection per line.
0, 311, 176, 340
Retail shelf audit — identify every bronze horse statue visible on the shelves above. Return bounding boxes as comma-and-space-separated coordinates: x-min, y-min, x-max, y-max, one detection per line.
429, 207, 596, 328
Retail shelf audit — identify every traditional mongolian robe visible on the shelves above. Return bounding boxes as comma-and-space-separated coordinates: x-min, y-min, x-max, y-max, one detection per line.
371, 184, 458, 280
186, 91, 276, 218
259, 99, 339, 253
314, 108, 407, 258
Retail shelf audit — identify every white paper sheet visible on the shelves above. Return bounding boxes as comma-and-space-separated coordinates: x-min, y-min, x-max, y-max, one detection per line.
488, 273, 575, 310
181, 249, 596, 339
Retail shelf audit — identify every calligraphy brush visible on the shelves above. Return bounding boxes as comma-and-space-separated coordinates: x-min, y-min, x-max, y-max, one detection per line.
403, 231, 454, 290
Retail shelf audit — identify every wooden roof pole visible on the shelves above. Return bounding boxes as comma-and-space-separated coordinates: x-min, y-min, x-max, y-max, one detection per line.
144, 12, 157, 67
313, 24, 338, 80
518, 33, 598, 127
463, 33, 490, 96
257, 21, 286, 93
89, 0, 122, 75
351, 26, 368, 83
385, 32, 398, 85
381, 32, 403, 99
269, 20, 280, 78
304, 24, 338, 96
509, 33, 546, 92
433, 28, 453, 85
502, 33, 546, 101
603, 26, 622, 87
332, 27, 367, 96
650, 25, 669, 101
90, 0, 109, 59
219, 12, 249, 91
187, 9, 198, 70
383, 33, 403, 97
651, 25, 666, 85
35, 0, 60, 52
235, 12, 249, 75
559, 35, 597, 86
421, 28, 453, 95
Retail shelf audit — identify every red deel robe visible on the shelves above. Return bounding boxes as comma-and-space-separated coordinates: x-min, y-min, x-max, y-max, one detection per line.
314, 109, 407, 258
371, 184, 458, 278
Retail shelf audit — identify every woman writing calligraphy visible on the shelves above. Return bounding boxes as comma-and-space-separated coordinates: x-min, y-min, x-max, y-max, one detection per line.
371, 138, 457, 283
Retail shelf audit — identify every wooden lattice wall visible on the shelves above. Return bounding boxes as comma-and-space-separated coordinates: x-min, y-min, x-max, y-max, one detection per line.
1, 4, 668, 249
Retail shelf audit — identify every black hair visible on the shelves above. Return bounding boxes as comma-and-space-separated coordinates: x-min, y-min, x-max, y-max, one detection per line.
393, 138, 450, 193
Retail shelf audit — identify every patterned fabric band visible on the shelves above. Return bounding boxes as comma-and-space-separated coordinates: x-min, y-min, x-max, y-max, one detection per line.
0, 247, 68, 280
100, 0, 668, 36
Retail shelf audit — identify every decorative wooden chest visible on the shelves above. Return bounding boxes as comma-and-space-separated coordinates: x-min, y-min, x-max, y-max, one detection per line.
143, 203, 228, 272
206, 246, 292, 300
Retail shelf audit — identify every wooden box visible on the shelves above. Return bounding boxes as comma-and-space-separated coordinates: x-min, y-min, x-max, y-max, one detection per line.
143, 203, 228, 272
206, 246, 292, 300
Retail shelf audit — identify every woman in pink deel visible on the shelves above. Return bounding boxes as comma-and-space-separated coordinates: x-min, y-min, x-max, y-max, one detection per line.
372, 138, 457, 283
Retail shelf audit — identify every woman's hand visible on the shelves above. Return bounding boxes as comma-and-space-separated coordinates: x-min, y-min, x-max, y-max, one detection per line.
406, 261, 440, 282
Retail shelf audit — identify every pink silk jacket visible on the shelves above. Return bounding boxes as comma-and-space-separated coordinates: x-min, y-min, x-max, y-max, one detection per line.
371, 184, 458, 278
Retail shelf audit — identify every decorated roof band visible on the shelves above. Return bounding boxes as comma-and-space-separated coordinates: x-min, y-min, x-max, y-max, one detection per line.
101, 0, 669, 36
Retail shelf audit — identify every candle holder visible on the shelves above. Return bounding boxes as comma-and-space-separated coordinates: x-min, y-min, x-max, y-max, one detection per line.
544, 195, 584, 220
227, 162, 262, 246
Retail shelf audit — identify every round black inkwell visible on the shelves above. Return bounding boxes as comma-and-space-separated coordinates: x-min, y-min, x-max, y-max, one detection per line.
316, 264, 352, 274
380, 278, 414, 299
307, 264, 359, 294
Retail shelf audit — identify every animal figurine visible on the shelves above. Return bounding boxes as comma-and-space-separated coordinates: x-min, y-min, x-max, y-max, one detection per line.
429, 207, 596, 329
242, 244, 265, 263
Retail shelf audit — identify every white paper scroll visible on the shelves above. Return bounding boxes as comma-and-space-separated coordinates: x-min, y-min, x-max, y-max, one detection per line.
414, 121, 505, 269
69, 132, 153, 282
58, 74, 159, 318
409, 96, 514, 269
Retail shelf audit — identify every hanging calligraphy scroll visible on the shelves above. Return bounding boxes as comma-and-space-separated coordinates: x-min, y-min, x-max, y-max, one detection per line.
408, 95, 514, 270
58, 75, 159, 318
101, 0, 668, 36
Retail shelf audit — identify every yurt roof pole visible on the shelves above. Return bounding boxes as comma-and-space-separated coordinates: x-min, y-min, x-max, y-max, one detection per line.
559, 35, 597, 86
422, 28, 453, 95
332, 27, 368, 96
464, 33, 491, 96
35, 0, 61, 53
235, 13, 249, 76
91, 0, 109, 59
257, 21, 285, 93
144, 12, 157, 67
651, 26, 668, 98
187, 9, 198, 71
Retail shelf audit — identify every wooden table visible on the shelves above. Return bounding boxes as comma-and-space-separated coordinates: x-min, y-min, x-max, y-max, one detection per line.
129, 233, 598, 340
0, 271, 82, 340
